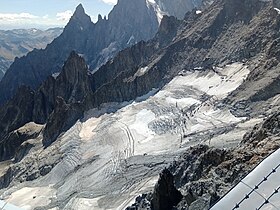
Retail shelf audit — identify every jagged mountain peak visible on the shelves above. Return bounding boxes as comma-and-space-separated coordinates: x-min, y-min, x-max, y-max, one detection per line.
108, 0, 151, 18
0, 0, 210, 107
61, 51, 88, 75
2, 1, 280, 209
67, 3, 92, 27
73, 3, 86, 17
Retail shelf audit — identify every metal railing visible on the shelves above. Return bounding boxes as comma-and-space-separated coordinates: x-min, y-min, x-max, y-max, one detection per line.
231, 163, 280, 210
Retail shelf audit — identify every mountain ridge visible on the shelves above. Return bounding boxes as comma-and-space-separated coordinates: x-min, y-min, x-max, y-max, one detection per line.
0, 27, 63, 80
2, 0, 280, 209
0, 0, 210, 106
1, 0, 279, 157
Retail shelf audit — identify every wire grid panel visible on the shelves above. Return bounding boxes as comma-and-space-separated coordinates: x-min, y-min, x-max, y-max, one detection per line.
211, 148, 280, 210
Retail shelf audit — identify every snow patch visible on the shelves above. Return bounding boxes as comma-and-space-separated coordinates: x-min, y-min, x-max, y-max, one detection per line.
146, 0, 165, 23
174, 62, 249, 100
8, 187, 56, 210
274, 7, 280, 14
127, 35, 135, 45
0, 200, 22, 210
52, 72, 60, 79
124, 66, 150, 82
136, 66, 149, 76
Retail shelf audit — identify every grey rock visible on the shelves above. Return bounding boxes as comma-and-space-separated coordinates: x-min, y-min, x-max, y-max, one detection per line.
42, 97, 84, 147
0, 86, 35, 140
188, 195, 212, 210
126, 193, 153, 210
151, 168, 183, 210
13, 141, 35, 163
33, 51, 91, 123
0, 123, 42, 162
0, 122, 42, 161
0, 52, 90, 154
0, 167, 13, 189
243, 112, 280, 144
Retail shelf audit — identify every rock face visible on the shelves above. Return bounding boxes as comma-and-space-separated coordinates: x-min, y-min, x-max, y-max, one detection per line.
0, 123, 42, 161
0, 86, 35, 140
42, 97, 84, 147
0, 0, 204, 105
243, 112, 280, 144
33, 51, 91, 123
0, 28, 62, 80
151, 169, 183, 210
0, 52, 90, 153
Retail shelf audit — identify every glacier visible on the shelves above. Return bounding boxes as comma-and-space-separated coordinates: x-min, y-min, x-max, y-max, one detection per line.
0, 63, 263, 210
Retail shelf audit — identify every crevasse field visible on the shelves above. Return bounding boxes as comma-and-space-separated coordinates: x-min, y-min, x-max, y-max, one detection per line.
1, 63, 264, 210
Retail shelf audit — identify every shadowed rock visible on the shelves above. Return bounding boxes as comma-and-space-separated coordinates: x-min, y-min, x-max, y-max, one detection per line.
151, 168, 182, 210
0, 122, 42, 161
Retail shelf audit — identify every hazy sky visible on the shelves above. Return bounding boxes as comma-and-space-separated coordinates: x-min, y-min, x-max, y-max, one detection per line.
0, 0, 117, 30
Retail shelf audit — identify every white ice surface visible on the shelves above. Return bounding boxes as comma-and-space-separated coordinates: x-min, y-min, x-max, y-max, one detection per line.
4, 63, 255, 210
7, 187, 56, 210
211, 148, 280, 210
0, 200, 23, 210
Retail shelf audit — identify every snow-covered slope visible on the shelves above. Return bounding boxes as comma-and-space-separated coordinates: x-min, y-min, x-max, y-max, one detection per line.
0, 200, 22, 210
0, 63, 262, 209
147, 0, 212, 22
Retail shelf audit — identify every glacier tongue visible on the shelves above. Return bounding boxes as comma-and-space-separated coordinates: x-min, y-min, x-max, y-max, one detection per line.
2, 63, 258, 210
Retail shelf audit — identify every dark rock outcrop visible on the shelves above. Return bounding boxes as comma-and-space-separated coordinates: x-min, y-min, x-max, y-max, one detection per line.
0, 123, 42, 161
32, 51, 91, 123
0, 52, 91, 153
0, 167, 13, 189
42, 97, 84, 147
126, 193, 153, 210
151, 168, 183, 210
0, 86, 35, 140
13, 141, 35, 163
243, 112, 280, 144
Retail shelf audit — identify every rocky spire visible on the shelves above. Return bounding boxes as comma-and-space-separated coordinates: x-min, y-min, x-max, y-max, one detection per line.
66, 3, 92, 29
55, 51, 91, 103
74, 3, 85, 16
